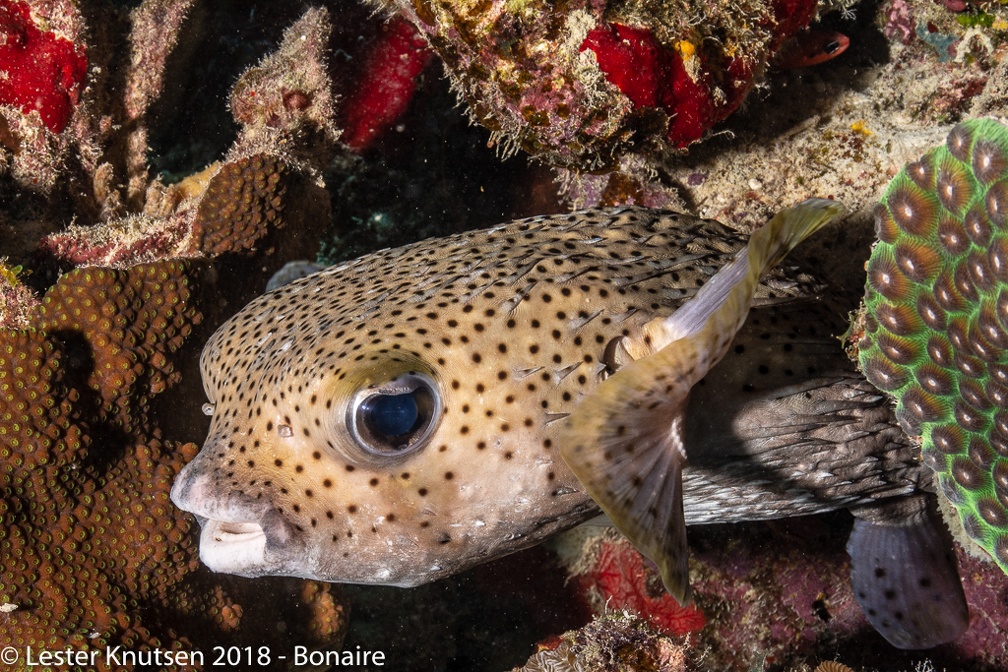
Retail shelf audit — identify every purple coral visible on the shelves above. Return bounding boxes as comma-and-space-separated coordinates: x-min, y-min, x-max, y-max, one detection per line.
884, 0, 916, 44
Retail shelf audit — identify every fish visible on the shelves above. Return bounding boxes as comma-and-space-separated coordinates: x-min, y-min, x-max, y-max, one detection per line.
171, 201, 968, 649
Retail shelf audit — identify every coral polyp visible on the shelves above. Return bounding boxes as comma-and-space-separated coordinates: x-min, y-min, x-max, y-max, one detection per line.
857, 118, 1008, 574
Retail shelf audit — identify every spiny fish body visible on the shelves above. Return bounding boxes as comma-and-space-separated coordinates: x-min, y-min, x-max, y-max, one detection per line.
172, 203, 967, 649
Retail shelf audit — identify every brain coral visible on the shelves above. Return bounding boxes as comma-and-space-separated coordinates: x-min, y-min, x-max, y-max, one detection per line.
856, 118, 1008, 574
1, 261, 346, 670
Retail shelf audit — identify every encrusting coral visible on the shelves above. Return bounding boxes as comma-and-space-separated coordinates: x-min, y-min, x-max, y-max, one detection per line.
374, 0, 822, 170
511, 611, 690, 672
854, 118, 1008, 574
34, 262, 200, 433
41, 151, 327, 269
1, 2, 348, 667
32, 4, 335, 271
0, 262, 348, 670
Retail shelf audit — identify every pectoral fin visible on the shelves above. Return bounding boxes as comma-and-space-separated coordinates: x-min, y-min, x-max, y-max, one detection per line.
558, 199, 845, 604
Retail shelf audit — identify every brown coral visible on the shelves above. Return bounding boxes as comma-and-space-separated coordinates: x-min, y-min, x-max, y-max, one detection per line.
1, 282, 190, 660
1, 262, 348, 670
39, 150, 329, 278
34, 262, 200, 434
190, 154, 290, 257
0, 4, 352, 669
0, 329, 87, 479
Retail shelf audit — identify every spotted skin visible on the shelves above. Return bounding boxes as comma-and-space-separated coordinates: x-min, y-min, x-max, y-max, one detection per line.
172, 204, 964, 650
176, 207, 774, 580
557, 199, 845, 602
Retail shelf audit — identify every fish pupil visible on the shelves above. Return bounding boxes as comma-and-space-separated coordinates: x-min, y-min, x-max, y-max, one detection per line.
365, 393, 420, 438
348, 372, 442, 457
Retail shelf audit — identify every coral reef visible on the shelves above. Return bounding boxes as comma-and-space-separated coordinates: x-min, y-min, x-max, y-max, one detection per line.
32, 6, 334, 272
39, 151, 328, 270
0, 262, 347, 670
1, 0, 1007, 670
34, 262, 200, 433
510, 611, 691, 672
548, 516, 1008, 671
374, 0, 822, 171
552, 522, 866, 671
1, 2, 348, 668
855, 118, 1008, 574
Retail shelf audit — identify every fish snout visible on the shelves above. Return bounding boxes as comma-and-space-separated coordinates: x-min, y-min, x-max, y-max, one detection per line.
170, 459, 308, 579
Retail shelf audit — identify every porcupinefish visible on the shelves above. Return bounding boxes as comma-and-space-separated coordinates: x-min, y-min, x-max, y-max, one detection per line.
171, 201, 969, 649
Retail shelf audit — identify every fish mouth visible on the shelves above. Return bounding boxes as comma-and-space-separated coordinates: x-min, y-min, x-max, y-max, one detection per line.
184, 507, 309, 578
197, 517, 269, 575
171, 463, 310, 579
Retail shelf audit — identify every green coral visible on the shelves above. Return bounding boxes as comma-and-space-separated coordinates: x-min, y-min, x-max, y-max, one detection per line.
0, 260, 23, 287
857, 118, 1008, 573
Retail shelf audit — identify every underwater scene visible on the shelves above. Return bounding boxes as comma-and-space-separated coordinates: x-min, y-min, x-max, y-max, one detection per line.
2, 0, 1008, 670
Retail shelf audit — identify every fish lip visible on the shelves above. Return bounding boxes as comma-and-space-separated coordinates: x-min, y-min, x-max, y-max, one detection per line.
195, 509, 305, 578
171, 462, 308, 578
198, 518, 269, 575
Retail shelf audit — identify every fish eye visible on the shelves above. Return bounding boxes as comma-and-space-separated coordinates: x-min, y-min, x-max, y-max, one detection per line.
347, 373, 442, 457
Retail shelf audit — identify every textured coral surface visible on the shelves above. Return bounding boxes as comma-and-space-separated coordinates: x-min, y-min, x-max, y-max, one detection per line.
857, 119, 1008, 575
0, 263, 347, 670
549, 519, 1008, 671
0, 0, 88, 133
379, 0, 821, 166
0, 3, 347, 667
36, 263, 200, 431
2, 0, 1008, 670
